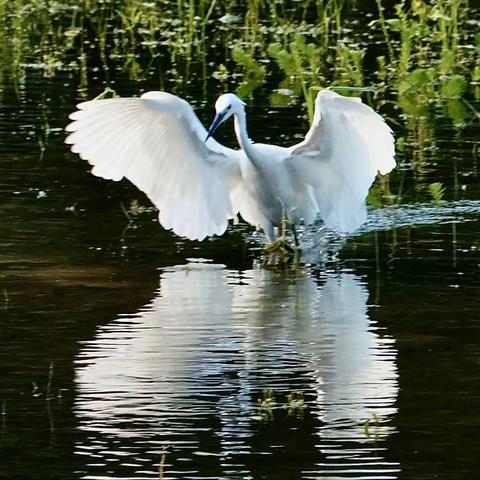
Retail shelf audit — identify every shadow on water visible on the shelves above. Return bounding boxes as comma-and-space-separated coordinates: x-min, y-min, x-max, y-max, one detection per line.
74, 261, 399, 479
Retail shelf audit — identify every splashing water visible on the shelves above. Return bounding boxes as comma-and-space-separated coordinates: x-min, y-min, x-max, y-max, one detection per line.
251, 200, 480, 264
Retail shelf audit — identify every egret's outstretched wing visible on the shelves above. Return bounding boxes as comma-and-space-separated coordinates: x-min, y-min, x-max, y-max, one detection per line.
288, 90, 395, 232
66, 92, 241, 241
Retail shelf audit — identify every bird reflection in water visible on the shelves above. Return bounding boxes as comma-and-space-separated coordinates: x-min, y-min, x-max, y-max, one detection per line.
74, 261, 399, 479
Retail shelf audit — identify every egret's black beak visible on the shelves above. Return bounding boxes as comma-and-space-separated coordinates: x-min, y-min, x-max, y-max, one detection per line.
205, 112, 225, 142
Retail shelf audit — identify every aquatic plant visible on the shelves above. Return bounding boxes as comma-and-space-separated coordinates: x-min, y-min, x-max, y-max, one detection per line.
232, 46, 266, 98
255, 389, 309, 421
364, 413, 381, 441
285, 391, 305, 417
269, 34, 325, 121
257, 388, 276, 421
1, 1, 477, 103
429, 182, 446, 204
29, 361, 63, 402
157, 446, 169, 480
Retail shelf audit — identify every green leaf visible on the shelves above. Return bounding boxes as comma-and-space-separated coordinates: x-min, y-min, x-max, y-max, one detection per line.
398, 68, 435, 95
440, 75, 467, 98
473, 65, 480, 82
439, 50, 455, 74
429, 182, 445, 204
386, 19, 402, 32
446, 99, 470, 127
429, 9, 451, 22
232, 47, 265, 98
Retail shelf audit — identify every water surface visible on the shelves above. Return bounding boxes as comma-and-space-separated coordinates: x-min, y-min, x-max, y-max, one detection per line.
1, 8, 480, 479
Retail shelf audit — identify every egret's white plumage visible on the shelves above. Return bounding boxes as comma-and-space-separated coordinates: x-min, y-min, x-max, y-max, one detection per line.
65, 89, 395, 242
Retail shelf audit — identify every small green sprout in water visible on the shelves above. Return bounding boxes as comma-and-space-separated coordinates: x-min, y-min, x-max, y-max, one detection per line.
212, 64, 229, 84
128, 199, 157, 217
120, 199, 157, 232
257, 389, 276, 421
30, 362, 63, 401
285, 392, 305, 417
256, 389, 307, 421
158, 445, 170, 480
364, 413, 381, 441
429, 182, 446, 204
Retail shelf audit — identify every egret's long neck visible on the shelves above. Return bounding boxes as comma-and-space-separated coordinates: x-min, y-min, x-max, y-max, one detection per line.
234, 109, 256, 161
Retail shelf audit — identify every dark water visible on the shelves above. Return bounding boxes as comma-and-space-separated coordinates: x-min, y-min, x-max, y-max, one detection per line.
1, 19, 480, 480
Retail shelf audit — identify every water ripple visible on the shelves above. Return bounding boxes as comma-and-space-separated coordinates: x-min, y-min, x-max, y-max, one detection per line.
297, 200, 480, 262
361, 200, 480, 232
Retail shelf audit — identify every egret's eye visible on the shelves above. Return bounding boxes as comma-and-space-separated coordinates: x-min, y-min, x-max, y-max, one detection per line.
226, 105, 231, 110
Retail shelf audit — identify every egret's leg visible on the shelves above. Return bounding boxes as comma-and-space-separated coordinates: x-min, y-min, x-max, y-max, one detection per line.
292, 225, 300, 248
264, 220, 288, 256
264, 221, 281, 254
280, 215, 287, 241
263, 221, 275, 243
280, 211, 296, 253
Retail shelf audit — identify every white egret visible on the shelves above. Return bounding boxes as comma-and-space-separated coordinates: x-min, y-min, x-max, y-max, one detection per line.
65, 89, 395, 249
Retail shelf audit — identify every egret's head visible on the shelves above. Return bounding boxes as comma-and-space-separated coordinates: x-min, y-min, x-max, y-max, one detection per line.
205, 93, 245, 142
